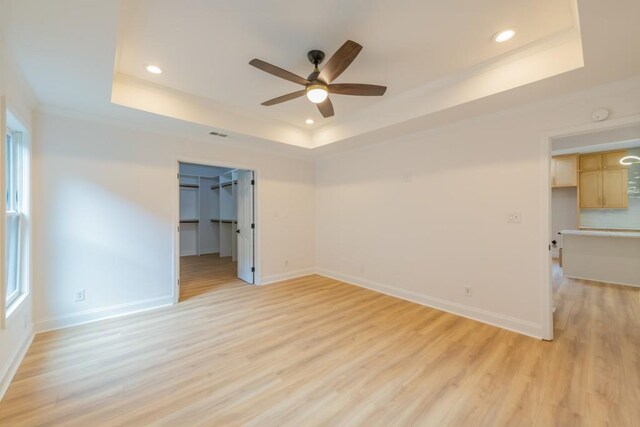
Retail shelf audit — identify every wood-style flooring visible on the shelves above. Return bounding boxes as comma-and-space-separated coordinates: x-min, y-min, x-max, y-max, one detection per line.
0, 257, 638, 426
179, 253, 240, 301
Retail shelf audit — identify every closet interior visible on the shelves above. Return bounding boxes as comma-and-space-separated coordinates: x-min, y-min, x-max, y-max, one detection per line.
179, 164, 238, 258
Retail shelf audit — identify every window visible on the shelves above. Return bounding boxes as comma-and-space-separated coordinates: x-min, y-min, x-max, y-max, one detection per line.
5, 127, 23, 308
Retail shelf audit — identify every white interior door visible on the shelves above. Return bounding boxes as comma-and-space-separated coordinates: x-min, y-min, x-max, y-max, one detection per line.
236, 170, 254, 284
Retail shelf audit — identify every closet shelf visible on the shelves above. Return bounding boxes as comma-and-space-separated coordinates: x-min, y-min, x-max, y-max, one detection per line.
180, 184, 199, 189
210, 180, 237, 190
211, 219, 236, 224
180, 219, 199, 224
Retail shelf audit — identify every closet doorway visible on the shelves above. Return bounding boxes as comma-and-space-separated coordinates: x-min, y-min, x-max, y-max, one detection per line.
177, 162, 256, 301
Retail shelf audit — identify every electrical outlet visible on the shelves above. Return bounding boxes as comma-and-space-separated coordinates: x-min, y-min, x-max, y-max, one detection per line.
464, 286, 472, 297
507, 212, 522, 223
74, 289, 85, 302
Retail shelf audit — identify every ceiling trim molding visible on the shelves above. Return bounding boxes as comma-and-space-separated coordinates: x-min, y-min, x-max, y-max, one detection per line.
111, 27, 583, 151
111, 73, 313, 148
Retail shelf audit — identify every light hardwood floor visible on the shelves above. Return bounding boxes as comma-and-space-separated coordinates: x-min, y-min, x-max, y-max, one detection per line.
179, 253, 240, 301
0, 256, 638, 426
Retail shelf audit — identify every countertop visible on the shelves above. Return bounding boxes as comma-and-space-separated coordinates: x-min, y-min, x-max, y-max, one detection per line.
561, 229, 640, 238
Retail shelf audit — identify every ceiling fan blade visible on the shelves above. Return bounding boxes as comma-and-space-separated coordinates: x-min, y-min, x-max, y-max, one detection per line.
261, 90, 306, 106
316, 98, 335, 118
249, 59, 309, 86
329, 83, 387, 96
318, 40, 363, 83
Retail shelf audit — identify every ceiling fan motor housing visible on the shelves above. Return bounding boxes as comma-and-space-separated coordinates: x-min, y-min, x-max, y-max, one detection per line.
307, 50, 325, 66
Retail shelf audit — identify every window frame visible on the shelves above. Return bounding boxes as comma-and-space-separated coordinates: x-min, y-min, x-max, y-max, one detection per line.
5, 126, 24, 309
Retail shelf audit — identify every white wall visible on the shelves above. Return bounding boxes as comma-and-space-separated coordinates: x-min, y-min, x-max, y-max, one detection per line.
315, 78, 640, 338
0, 2, 38, 398
32, 111, 315, 331
551, 187, 578, 257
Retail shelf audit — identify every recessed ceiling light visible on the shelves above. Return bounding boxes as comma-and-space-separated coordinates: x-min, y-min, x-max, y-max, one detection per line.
493, 29, 516, 43
305, 119, 314, 125
145, 64, 163, 74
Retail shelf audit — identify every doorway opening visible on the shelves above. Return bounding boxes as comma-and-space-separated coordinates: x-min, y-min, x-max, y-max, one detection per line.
546, 118, 640, 340
177, 162, 256, 301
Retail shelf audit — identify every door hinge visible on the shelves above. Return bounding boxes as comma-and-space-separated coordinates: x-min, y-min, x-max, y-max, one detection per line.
178, 279, 180, 285
251, 223, 255, 229
178, 225, 180, 232
177, 173, 180, 180
251, 179, 255, 185
548, 244, 551, 251
251, 267, 255, 272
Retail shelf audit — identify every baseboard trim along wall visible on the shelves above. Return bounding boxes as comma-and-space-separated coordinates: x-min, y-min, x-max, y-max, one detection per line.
563, 274, 639, 288
0, 329, 34, 401
260, 268, 317, 285
35, 295, 175, 333
315, 268, 543, 339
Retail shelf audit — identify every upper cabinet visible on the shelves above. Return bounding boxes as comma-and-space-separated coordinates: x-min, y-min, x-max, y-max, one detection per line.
602, 151, 628, 170
551, 155, 578, 187
578, 150, 628, 209
602, 169, 628, 208
579, 154, 602, 172
579, 171, 602, 208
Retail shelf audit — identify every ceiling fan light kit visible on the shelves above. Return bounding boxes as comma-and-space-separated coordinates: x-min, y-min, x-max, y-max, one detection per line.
306, 84, 329, 103
249, 40, 387, 118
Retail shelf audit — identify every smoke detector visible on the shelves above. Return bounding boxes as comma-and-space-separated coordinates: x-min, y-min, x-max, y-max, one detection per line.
591, 108, 609, 122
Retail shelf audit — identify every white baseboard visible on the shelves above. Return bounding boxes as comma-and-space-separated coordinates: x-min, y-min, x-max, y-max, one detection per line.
0, 328, 34, 401
200, 249, 219, 255
315, 268, 543, 339
35, 295, 174, 333
260, 268, 316, 285
562, 274, 639, 288
180, 250, 197, 256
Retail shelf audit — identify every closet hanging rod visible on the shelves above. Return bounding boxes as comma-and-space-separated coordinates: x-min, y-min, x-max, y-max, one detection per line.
180, 184, 199, 189
210, 180, 237, 190
180, 219, 199, 224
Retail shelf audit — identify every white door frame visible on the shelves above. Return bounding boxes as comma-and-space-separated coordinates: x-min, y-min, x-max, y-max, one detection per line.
540, 113, 640, 340
173, 157, 260, 304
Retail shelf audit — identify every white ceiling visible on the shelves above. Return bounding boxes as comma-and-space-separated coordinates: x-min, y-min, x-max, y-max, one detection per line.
3, 0, 640, 154
116, 0, 575, 129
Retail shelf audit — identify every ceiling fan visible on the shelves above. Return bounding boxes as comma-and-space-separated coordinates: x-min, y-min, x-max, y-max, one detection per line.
249, 40, 387, 118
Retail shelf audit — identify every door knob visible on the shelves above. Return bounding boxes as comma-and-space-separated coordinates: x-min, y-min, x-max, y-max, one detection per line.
236, 229, 240, 234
